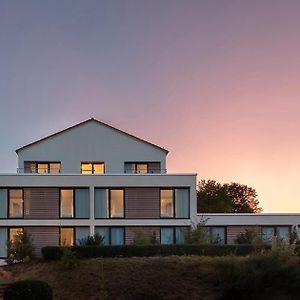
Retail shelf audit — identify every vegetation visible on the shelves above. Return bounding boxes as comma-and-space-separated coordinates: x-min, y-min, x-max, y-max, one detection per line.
60, 247, 79, 270
185, 218, 210, 244
4, 280, 52, 300
6, 231, 34, 264
197, 179, 262, 213
77, 233, 105, 246
41, 244, 269, 260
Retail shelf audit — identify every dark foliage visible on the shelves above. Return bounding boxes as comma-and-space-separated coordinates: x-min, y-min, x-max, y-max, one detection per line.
41, 244, 271, 260
4, 280, 52, 300
197, 180, 262, 213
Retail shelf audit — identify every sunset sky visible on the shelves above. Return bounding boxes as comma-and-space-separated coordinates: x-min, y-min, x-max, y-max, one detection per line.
1, 1, 300, 212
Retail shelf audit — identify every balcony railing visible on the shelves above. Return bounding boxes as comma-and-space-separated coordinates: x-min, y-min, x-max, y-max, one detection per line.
17, 167, 61, 174
124, 168, 167, 174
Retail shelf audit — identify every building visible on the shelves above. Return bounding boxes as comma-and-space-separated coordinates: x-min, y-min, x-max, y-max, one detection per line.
0, 118, 196, 257
1, 118, 300, 258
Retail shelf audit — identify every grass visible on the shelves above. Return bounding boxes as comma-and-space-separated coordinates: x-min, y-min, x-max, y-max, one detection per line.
4, 253, 300, 300
3, 256, 223, 300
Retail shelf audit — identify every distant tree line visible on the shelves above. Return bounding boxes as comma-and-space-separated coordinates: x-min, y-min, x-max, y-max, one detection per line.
197, 179, 262, 213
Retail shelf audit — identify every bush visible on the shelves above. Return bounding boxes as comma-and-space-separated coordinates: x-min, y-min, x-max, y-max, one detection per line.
4, 280, 52, 300
41, 244, 270, 260
6, 231, 34, 264
77, 233, 104, 246
61, 247, 79, 269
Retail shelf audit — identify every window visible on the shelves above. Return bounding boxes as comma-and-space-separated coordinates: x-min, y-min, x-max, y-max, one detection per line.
81, 162, 105, 174
161, 227, 174, 244
75, 227, 90, 245
175, 227, 188, 244
160, 190, 174, 218
110, 190, 124, 218
9, 228, 23, 242
95, 227, 124, 245
95, 189, 109, 218
160, 189, 189, 219
95, 189, 124, 219
124, 162, 161, 174
210, 227, 225, 245
262, 226, 290, 244
24, 162, 61, 174
60, 189, 89, 219
276, 226, 290, 243
60, 228, 74, 246
60, 190, 74, 218
0, 227, 7, 257
0, 189, 7, 218
9, 189, 23, 218
262, 227, 275, 244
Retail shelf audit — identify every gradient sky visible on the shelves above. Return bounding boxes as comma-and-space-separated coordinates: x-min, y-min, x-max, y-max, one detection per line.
1, 0, 300, 212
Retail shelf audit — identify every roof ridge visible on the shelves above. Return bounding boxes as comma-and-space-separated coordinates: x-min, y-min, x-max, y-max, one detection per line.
15, 118, 169, 154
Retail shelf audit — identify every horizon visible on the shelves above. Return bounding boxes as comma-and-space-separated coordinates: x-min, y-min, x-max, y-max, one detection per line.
1, 1, 300, 212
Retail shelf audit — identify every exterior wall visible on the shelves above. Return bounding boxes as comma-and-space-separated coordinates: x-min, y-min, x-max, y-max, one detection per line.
17, 121, 167, 174
24, 188, 59, 219
125, 226, 160, 244
25, 227, 59, 257
125, 188, 160, 219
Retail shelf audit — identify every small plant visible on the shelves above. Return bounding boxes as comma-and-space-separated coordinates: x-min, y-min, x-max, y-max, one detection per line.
185, 218, 210, 244
6, 231, 34, 263
61, 247, 79, 269
4, 280, 52, 300
78, 233, 105, 246
290, 226, 299, 244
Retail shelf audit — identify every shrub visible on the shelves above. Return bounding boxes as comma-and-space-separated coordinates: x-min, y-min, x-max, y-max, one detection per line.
4, 280, 52, 300
41, 244, 269, 260
6, 231, 34, 263
61, 247, 79, 269
185, 219, 210, 244
77, 233, 104, 246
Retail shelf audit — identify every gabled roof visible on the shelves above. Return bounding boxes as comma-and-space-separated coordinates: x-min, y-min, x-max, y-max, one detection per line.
15, 118, 169, 154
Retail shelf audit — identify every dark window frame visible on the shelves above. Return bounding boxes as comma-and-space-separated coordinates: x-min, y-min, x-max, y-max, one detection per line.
160, 226, 190, 245
94, 188, 125, 219
159, 188, 190, 219
8, 188, 24, 219
59, 188, 90, 220
124, 161, 161, 174
24, 161, 61, 174
81, 162, 105, 174
95, 226, 125, 245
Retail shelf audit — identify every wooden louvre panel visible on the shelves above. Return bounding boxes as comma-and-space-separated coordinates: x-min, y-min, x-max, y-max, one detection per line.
24, 161, 35, 173
25, 227, 59, 257
125, 188, 160, 219
24, 188, 59, 219
148, 162, 161, 173
125, 227, 160, 244
226, 226, 260, 244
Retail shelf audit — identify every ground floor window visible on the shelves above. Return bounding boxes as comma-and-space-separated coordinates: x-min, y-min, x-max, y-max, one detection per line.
60, 228, 74, 246
262, 226, 290, 244
0, 227, 7, 257
209, 227, 226, 245
9, 228, 23, 242
160, 227, 189, 245
95, 227, 125, 245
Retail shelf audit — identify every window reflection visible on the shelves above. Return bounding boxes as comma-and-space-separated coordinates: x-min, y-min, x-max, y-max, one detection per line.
160, 190, 174, 218
110, 190, 124, 218
61, 190, 74, 218
9, 189, 23, 218
60, 228, 74, 246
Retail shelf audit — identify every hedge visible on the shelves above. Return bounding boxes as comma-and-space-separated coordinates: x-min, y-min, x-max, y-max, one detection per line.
4, 280, 52, 300
41, 244, 271, 260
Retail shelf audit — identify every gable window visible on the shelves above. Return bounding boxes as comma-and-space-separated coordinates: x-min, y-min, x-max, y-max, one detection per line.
60, 189, 89, 219
24, 161, 61, 174
124, 162, 161, 174
81, 162, 105, 174
9, 189, 23, 218
160, 188, 189, 219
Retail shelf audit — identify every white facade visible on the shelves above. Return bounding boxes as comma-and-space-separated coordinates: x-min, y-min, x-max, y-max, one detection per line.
17, 119, 167, 174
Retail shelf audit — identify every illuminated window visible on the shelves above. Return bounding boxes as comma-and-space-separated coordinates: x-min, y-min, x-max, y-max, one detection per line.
9, 228, 23, 242
160, 190, 174, 218
60, 190, 74, 218
50, 163, 61, 173
9, 189, 23, 218
81, 162, 104, 174
38, 163, 48, 174
110, 190, 124, 218
60, 228, 74, 246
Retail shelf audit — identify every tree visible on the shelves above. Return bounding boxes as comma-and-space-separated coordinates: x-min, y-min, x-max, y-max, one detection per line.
197, 180, 262, 213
